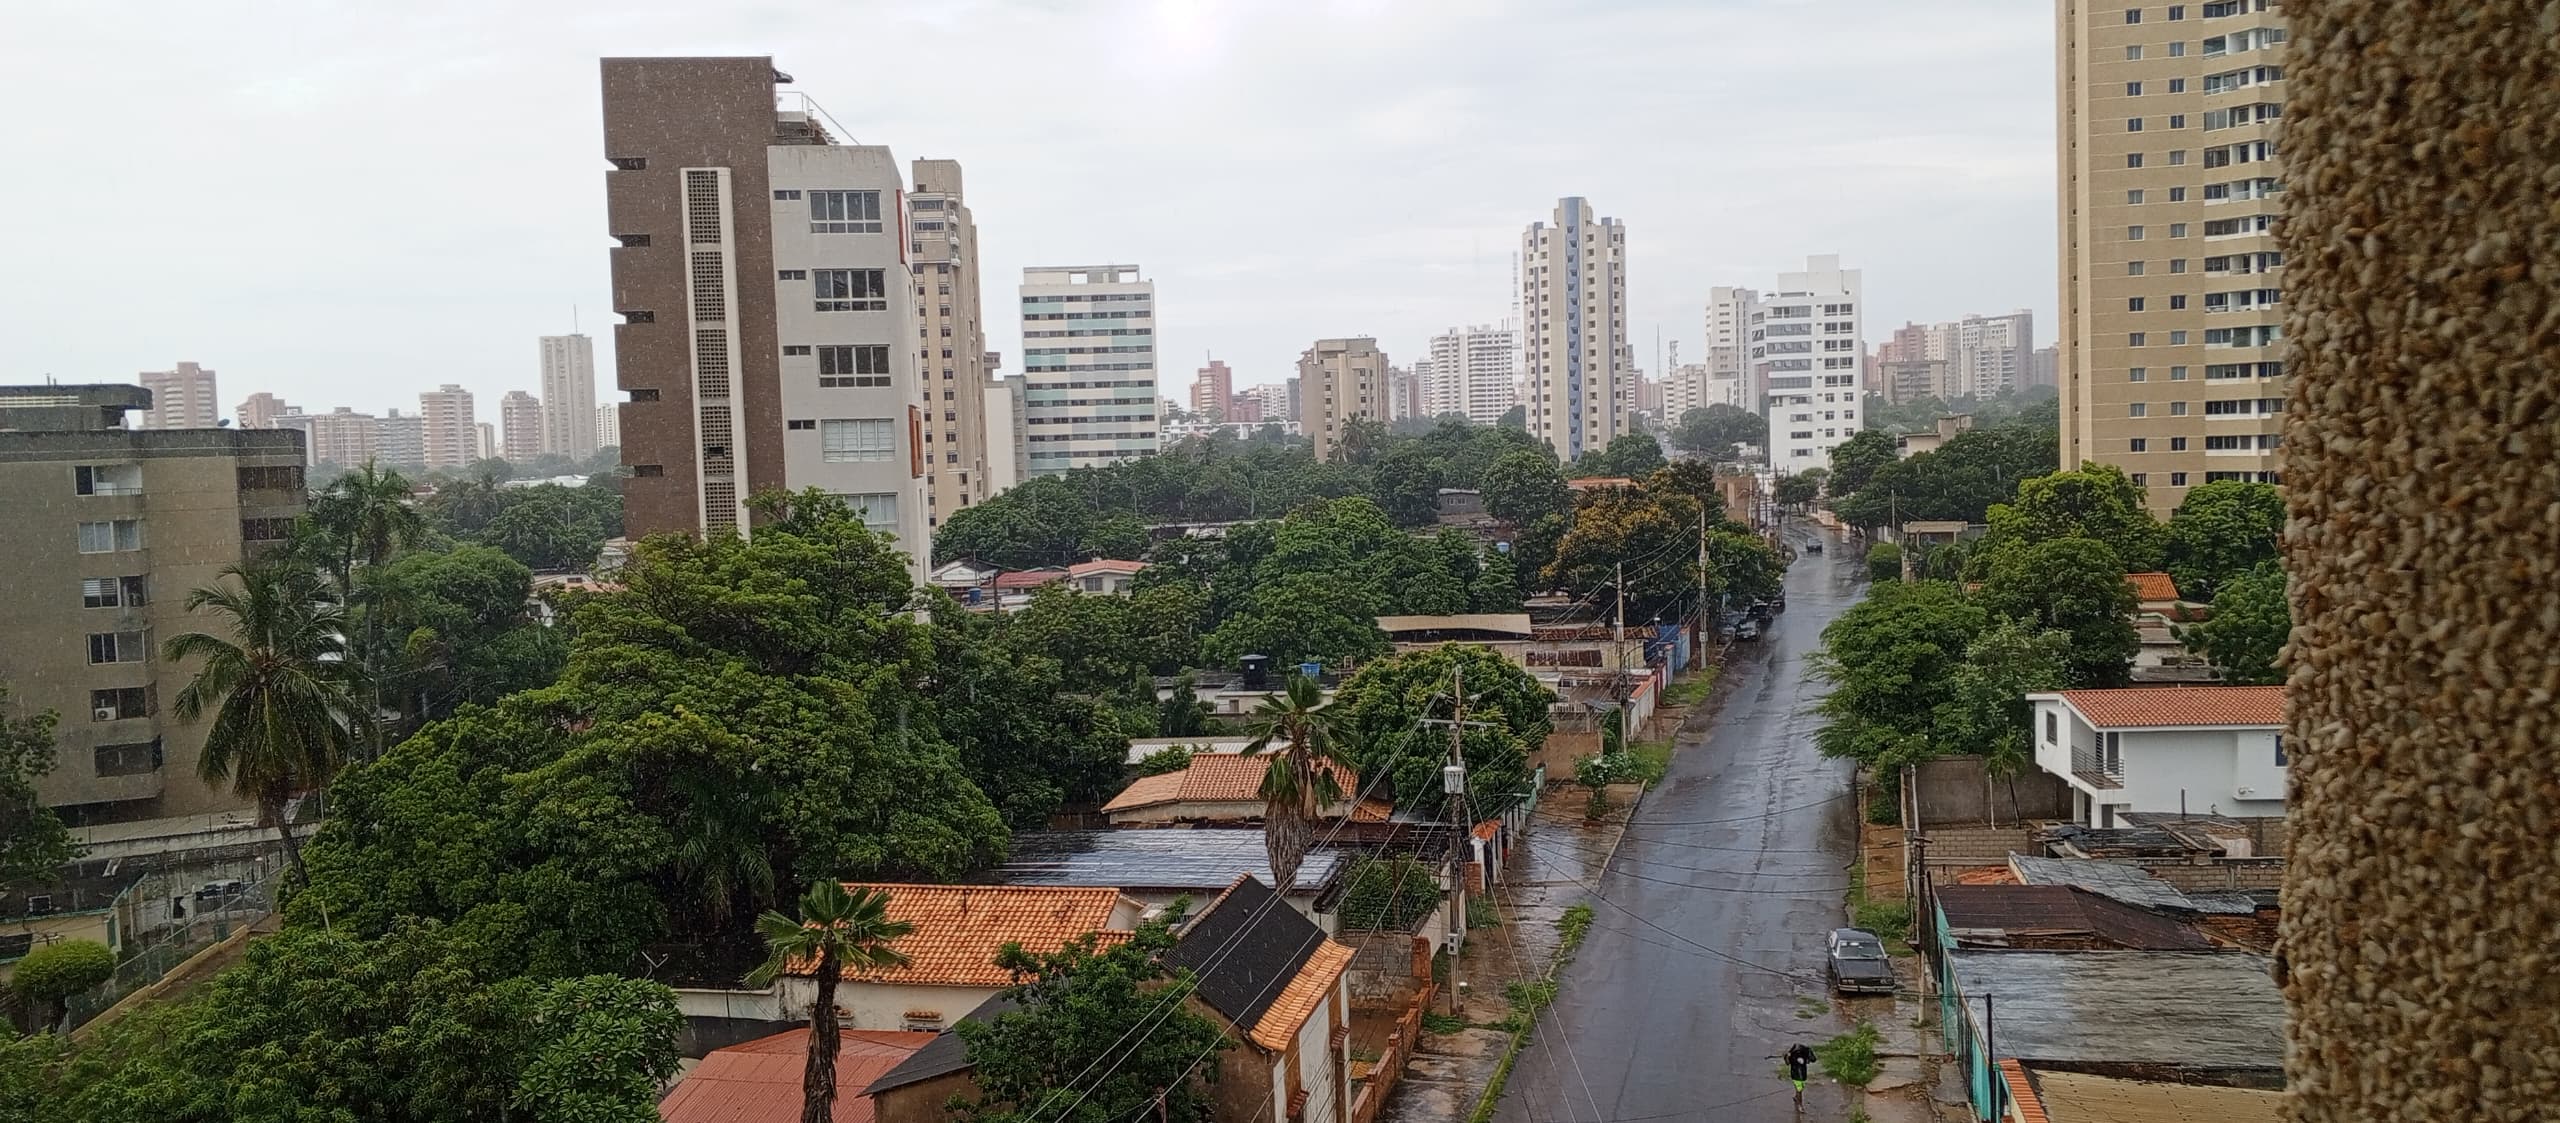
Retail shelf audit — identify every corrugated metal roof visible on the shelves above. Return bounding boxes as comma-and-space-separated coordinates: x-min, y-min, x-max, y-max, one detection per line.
2009, 856, 2257, 915
1945, 951, 2283, 1071
992, 830, 1343, 894
1934, 885, 2211, 950
662, 1030, 933, 1123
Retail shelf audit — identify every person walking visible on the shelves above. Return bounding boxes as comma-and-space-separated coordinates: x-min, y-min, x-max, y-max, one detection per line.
1785, 1042, 1818, 1110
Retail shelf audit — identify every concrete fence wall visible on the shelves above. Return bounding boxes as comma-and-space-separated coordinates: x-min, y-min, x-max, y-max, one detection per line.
1907, 756, 2073, 828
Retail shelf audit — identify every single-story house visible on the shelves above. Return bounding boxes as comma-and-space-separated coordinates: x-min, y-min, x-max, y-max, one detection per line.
928, 560, 999, 606
768, 884, 1141, 1033
1998, 1061, 2283, 1123
1064, 558, 1147, 595
659, 1028, 933, 1123
1101, 754, 1375, 827
1939, 950, 2285, 1118
2026, 686, 2287, 827
1374, 614, 1535, 661
992, 829, 1347, 931
2124, 572, 2215, 680
867, 875, 1354, 1123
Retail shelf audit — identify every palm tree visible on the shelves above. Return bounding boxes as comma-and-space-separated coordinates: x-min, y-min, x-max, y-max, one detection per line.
1245, 674, 1346, 895
309, 460, 425, 590
748, 882, 915, 1123
163, 563, 360, 886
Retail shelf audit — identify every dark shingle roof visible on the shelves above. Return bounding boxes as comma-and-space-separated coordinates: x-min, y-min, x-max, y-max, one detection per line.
1935, 884, 2211, 950
862, 994, 1020, 1096
1165, 875, 1327, 1035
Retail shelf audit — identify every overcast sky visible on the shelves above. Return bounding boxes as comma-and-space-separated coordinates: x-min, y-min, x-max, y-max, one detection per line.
0, 0, 2054, 420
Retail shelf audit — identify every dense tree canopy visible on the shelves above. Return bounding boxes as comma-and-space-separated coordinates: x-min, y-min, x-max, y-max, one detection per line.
1861, 386, 2057, 436
1811, 581, 1988, 769
1824, 429, 1900, 497
1974, 463, 2164, 575
1667, 404, 1767, 458
0, 683, 75, 885
954, 926, 1229, 1123
2162, 481, 2285, 602
1973, 537, 2141, 688
1479, 450, 1572, 526
1329, 645, 1550, 815
2181, 562, 2289, 684
1577, 432, 1667, 479
1829, 413, 2058, 530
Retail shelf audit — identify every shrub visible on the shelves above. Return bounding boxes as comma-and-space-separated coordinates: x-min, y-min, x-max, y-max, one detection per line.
1866, 542, 1903, 583
11, 938, 113, 1030
1816, 1020, 1882, 1085
1132, 744, 1197, 775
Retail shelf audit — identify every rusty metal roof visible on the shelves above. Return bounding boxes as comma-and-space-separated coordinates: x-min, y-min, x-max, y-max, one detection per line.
1935, 885, 2212, 950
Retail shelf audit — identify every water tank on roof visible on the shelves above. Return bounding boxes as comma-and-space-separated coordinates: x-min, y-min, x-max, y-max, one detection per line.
1239, 654, 1271, 687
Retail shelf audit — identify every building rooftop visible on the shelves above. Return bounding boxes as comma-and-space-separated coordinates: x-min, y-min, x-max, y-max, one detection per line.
0, 384, 151, 431
2125, 572, 2186, 602
2008, 856, 2258, 916
808, 884, 1135, 987
2007, 1061, 2284, 1122
863, 994, 1018, 1096
1065, 558, 1147, 577
662, 1029, 933, 1123
1168, 875, 1354, 1051
992, 830, 1344, 895
1934, 884, 2211, 951
1100, 755, 1356, 814
1946, 950, 2284, 1075
1375, 614, 1535, 641
2042, 686, 2286, 729
1123, 735, 1262, 765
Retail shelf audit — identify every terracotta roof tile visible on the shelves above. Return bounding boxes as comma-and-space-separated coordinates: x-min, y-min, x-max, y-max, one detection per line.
1248, 939, 1355, 1051
1103, 754, 1358, 813
661, 1029, 934, 1123
1066, 559, 1148, 577
2125, 572, 2184, 602
1352, 798, 1395, 823
1954, 865, 2019, 886
2000, 1059, 2049, 1123
2054, 686, 2285, 728
793, 884, 1133, 987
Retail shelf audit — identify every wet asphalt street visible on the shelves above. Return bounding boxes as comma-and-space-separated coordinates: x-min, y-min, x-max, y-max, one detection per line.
1496, 525, 1875, 1123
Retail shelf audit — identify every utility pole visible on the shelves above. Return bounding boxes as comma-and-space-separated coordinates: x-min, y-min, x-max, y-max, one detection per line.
1444, 664, 1469, 1016
1698, 505, 1712, 646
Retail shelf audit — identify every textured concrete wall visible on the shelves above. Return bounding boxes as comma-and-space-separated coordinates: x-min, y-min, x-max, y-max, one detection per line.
2277, 3, 2560, 1120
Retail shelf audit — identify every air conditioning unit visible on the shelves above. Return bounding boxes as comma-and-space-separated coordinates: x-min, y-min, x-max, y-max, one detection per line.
94, 706, 119, 722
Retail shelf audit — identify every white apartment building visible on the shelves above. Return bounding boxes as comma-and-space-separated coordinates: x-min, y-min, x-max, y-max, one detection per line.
539, 334, 598, 460
474, 421, 499, 462
1748, 256, 1864, 476
419, 384, 478, 471
1706, 288, 1755, 407
1421, 325, 1519, 426
499, 390, 544, 462
2028, 686, 2287, 827
379, 409, 426, 470
1661, 362, 1709, 421
1247, 382, 1293, 423
1924, 311, 2036, 399
594, 403, 620, 451
983, 371, 1027, 492
767, 138, 931, 573
276, 407, 380, 467
135, 362, 219, 430
1300, 337, 1385, 462
1520, 198, 1630, 461
1019, 265, 1158, 475
909, 158, 991, 532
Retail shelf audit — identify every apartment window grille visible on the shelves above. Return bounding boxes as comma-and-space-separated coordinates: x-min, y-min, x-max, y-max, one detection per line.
683, 170, 723, 245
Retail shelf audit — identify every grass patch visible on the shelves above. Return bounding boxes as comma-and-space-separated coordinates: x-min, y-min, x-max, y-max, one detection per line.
1624, 740, 1672, 787
1843, 858, 1914, 953
1556, 904, 1595, 952
1468, 1035, 1523, 1123
1421, 1011, 1469, 1035
1816, 1020, 1882, 1086
1795, 995, 1832, 1020
1661, 669, 1716, 707
1466, 895, 1501, 929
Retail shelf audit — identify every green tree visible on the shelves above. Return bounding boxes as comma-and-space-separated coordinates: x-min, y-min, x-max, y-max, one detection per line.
478, 486, 610, 571
1974, 538, 2141, 687
1706, 528, 1784, 606
2162, 480, 2285, 602
1772, 473, 1820, 511
163, 563, 360, 884
1825, 429, 1900, 496
1810, 582, 1988, 768
1244, 675, 1345, 897
1933, 621, 2074, 822
2181, 562, 2289, 685
1668, 404, 1766, 458
10, 938, 111, 1032
1336, 856, 1443, 931
1831, 420, 2057, 530
1865, 542, 1903, 584
1976, 462, 2164, 574
310, 461, 429, 590
1545, 486, 1704, 604
954, 924, 1229, 1123
1468, 545, 1523, 612
748, 882, 916, 1123
0, 683, 76, 885
361, 545, 565, 728
1479, 450, 1571, 526
1583, 432, 1666, 478
1329, 646, 1548, 816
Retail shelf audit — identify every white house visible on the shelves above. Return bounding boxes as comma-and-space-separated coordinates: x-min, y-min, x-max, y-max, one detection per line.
2027, 686, 2287, 827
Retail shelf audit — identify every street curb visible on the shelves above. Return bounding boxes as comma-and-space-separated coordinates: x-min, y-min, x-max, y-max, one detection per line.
1462, 790, 1638, 1123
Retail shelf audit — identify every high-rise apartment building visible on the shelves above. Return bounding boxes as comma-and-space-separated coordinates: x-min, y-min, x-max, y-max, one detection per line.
1421, 325, 1520, 427
134, 362, 219, 430
2059, 0, 2289, 513
378, 409, 426, 470
1706, 288, 1755, 412
0, 384, 304, 824
1385, 364, 1425, 423
1247, 383, 1293, 425
276, 407, 381, 467
1226, 392, 1263, 425
2028, 344, 2060, 389
600, 56, 931, 572
1521, 198, 1629, 462
982, 371, 1027, 494
594, 403, 621, 450
909, 158, 990, 533
474, 422, 499, 462
1190, 359, 1234, 418
420, 384, 477, 471
1748, 255, 1865, 476
1927, 311, 2036, 399
499, 391, 544, 462
539, 334, 599, 461
235, 392, 291, 430
1300, 337, 1386, 462
1018, 265, 1157, 476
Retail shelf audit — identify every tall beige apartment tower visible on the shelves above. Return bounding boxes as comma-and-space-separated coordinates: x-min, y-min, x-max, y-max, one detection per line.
539, 334, 599, 460
2059, 0, 2289, 514
135, 362, 219, 430
909, 158, 990, 533
1190, 359, 1233, 417
419, 384, 478, 470
234, 392, 291, 430
500, 390, 545, 462
1521, 198, 1630, 462
1300, 337, 1385, 462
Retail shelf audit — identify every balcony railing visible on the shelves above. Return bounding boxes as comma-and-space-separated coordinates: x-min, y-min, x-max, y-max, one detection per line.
2071, 746, 2125, 790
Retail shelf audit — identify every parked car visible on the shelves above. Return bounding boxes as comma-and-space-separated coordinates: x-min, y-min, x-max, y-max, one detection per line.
1827, 927, 1895, 995
1804, 541, 1824, 555
1769, 590, 1786, 612
1734, 618, 1763, 641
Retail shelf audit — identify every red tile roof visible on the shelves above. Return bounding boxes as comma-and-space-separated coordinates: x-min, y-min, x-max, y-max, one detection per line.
2000, 1059, 2050, 1123
993, 568, 1067, 590
1352, 798, 1395, 823
660, 1029, 934, 1123
2054, 686, 2285, 729
796, 884, 1134, 987
1102, 754, 1358, 813
1066, 559, 1148, 577
2125, 572, 2184, 602
1247, 939, 1355, 1051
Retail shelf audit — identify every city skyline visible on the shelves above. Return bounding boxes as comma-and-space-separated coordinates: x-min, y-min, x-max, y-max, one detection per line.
1, 1, 2055, 420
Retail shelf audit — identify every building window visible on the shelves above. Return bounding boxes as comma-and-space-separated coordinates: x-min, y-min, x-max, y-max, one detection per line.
2127, 261, 2148, 276
839, 492, 899, 530
778, 269, 807, 281
2168, 187, 2188, 202
2129, 297, 2148, 311
2170, 222, 2190, 236
2168, 39, 2187, 56
81, 576, 146, 609
809, 190, 882, 234
2130, 438, 2149, 452
2169, 77, 2187, 92
2125, 6, 2142, 21
2128, 225, 2146, 240
773, 189, 802, 201
2129, 333, 2149, 347
814, 269, 887, 312
90, 687, 148, 721
2045, 711, 2058, 744
2170, 258, 2189, 273
87, 631, 147, 664
74, 464, 143, 496
94, 741, 159, 777
78, 520, 142, 554
2126, 81, 2144, 96
2170, 330, 2190, 345
2126, 44, 2144, 59
236, 465, 304, 491
818, 344, 893, 387
2168, 4, 2185, 17
787, 420, 816, 431
2128, 190, 2146, 205
2171, 366, 2190, 380
2170, 472, 2190, 486
2168, 114, 2187, 129
2128, 117, 2144, 132
2130, 367, 2149, 382
783, 345, 812, 356
633, 465, 665, 477
2168, 149, 2189, 165
2172, 437, 2191, 450
2129, 402, 2149, 417
241, 518, 296, 542
818, 419, 895, 462
2127, 152, 2145, 168
2171, 401, 2191, 416
2131, 473, 2149, 486
2169, 295, 2189, 310
2273, 734, 2286, 766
